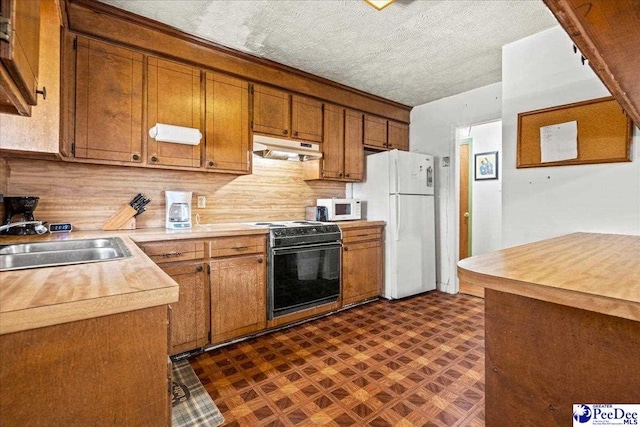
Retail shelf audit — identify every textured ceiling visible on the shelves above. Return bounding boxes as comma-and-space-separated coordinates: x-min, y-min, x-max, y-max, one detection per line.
99, 0, 558, 106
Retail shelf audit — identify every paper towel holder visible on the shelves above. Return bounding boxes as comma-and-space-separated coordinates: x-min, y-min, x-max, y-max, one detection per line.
148, 123, 202, 145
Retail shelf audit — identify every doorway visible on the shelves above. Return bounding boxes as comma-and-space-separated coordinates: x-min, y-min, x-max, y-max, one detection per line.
456, 120, 503, 298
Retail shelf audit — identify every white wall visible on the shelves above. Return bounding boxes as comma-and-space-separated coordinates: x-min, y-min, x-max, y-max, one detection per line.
502, 26, 640, 248
411, 82, 502, 293
466, 120, 502, 255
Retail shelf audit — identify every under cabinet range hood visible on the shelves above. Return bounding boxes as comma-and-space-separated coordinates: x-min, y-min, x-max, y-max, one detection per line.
253, 134, 322, 161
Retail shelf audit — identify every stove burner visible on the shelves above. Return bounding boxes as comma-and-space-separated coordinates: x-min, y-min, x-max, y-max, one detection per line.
252, 222, 286, 228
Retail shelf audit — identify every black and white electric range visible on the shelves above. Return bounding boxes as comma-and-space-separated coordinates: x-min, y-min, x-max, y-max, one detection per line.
249, 221, 342, 319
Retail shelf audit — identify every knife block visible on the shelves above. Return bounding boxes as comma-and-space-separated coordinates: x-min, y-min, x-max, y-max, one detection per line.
102, 205, 137, 230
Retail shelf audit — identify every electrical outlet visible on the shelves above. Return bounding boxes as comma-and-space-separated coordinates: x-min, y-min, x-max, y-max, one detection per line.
442, 156, 450, 167
197, 196, 206, 208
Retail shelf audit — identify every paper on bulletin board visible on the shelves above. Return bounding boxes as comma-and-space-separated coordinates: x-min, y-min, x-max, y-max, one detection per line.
539, 120, 578, 162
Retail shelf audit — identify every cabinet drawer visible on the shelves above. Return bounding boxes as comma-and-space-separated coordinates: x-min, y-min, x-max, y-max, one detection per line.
139, 240, 205, 263
210, 235, 266, 258
343, 227, 382, 244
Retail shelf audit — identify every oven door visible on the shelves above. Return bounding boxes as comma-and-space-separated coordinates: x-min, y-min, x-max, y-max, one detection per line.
269, 242, 341, 319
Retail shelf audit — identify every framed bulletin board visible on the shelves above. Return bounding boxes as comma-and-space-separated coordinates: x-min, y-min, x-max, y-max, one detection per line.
517, 96, 633, 168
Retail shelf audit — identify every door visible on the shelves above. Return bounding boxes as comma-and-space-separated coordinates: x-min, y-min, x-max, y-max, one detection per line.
459, 143, 470, 260
291, 95, 323, 142
363, 115, 387, 148
389, 194, 436, 299
321, 103, 344, 179
74, 36, 143, 162
391, 150, 434, 195
344, 109, 364, 181
160, 262, 209, 355
252, 84, 290, 138
210, 254, 266, 343
147, 57, 202, 167
204, 72, 250, 173
387, 121, 409, 151
0, 0, 40, 108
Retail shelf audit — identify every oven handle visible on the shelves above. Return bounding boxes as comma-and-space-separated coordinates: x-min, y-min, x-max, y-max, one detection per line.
271, 242, 342, 254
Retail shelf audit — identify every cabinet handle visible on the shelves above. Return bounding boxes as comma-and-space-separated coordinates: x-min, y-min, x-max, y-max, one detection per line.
161, 252, 184, 258
208, 160, 215, 167
151, 156, 158, 163
132, 154, 140, 161
338, 172, 343, 177
232, 246, 249, 251
387, 144, 393, 148
294, 131, 298, 137
283, 129, 288, 135
196, 265, 203, 272
257, 258, 263, 263
343, 246, 348, 251
36, 87, 47, 100
346, 173, 350, 177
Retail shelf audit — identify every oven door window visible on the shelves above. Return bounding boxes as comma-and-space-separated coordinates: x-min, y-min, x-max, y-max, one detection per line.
271, 244, 341, 318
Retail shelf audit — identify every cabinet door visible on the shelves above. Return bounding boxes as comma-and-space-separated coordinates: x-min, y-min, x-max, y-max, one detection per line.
321, 104, 344, 179
160, 262, 209, 355
342, 240, 382, 306
74, 36, 143, 162
364, 115, 388, 148
210, 254, 266, 343
147, 57, 202, 168
252, 84, 290, 138
388, 120, 409, 151
291, 95, 323, 142
205, 72, 250, 173
0, 0, 40, 114
344, 109, 364, 181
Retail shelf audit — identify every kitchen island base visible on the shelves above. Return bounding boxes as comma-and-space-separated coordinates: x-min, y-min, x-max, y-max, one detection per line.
485, 289, 640, 426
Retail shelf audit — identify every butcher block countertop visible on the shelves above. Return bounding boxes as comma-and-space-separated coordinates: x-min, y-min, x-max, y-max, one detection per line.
0, 221, 383, 335
457, 232, 640, 322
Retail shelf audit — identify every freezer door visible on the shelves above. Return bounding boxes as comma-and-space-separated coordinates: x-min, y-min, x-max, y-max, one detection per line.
390, 150, 435, 195
387, 194, 436, 299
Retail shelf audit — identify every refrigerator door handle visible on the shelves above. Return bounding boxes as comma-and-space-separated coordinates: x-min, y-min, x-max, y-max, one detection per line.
394, 157, 399, 194
427, 166, 433, 187
395, 196, 401, 241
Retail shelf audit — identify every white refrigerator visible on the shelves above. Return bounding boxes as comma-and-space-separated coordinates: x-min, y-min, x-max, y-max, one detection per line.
352, 150, 436, 299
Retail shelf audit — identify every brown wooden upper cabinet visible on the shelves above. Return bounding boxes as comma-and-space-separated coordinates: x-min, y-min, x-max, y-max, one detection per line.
205, 72, 251, 174
252, 84, 323, 143
364, 114, 409, 151
291, 94, 323, 143
0, 0, 41, 115
252, 84, 290, 137
71, 36, 144, 162
147, 57, 203, 168
304, 104, 363, 182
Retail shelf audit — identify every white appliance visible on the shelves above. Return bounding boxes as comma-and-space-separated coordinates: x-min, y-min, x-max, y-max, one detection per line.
316, 198, 362, 221
165, 191, 192, 229
352, 150, 436, 299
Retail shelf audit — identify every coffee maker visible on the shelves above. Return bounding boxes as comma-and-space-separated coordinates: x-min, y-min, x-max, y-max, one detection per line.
165, 191, 192, 229
2, 196, 44, 235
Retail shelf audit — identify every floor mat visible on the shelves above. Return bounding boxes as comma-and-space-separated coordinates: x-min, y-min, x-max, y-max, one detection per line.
172, 359, 225, 427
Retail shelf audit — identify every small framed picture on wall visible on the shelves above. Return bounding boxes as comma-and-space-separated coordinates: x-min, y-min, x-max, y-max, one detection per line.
474, 151, 499, 180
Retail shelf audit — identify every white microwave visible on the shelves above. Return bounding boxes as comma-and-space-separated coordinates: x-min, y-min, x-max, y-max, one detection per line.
316, 199, 362, 221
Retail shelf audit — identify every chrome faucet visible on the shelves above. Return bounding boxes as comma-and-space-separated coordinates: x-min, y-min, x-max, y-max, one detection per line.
0, 221, 48, 234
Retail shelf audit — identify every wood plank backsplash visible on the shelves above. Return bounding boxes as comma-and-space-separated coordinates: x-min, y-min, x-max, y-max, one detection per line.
1, 158, 345, 230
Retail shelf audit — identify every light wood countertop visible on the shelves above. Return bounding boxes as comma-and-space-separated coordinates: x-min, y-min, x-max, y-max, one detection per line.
0, 221, 382, 334
457, 232, 640, 322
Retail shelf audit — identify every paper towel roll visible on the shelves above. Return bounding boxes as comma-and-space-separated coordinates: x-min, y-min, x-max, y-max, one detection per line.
148, 123, 202, 145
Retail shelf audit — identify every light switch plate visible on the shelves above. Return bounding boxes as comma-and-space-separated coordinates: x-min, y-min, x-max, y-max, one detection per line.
197, 196, 206, 208
442, 156, 450, 167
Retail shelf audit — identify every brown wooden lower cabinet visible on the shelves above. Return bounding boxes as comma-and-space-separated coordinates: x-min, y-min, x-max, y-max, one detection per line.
210, 253, 267, 344
342, 226, 383, 306
0, 306, 170, 426
160, 261, 209, 355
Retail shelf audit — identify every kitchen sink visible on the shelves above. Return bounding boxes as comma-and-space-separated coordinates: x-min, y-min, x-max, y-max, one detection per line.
0, 237, 132, 271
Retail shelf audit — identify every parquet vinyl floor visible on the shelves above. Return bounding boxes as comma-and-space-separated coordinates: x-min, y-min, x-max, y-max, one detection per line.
190, 291, 485, 426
